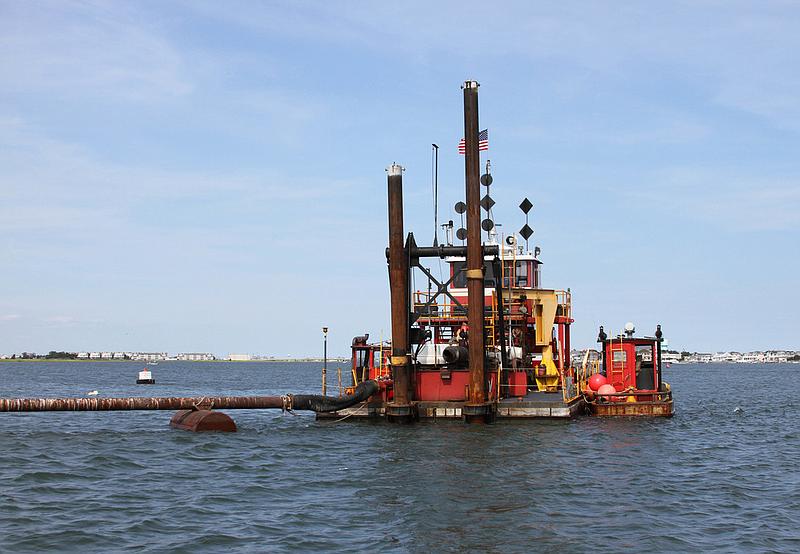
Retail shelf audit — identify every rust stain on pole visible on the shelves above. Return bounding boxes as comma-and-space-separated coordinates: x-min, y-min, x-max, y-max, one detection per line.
387, 163, 410, 407
462, 79, 486, 409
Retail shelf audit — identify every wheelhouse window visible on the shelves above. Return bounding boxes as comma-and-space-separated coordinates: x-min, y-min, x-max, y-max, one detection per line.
515, 261, 528, 287
451, 261, 497, 288
451, 261, 467, 288
452, 261, 515, 289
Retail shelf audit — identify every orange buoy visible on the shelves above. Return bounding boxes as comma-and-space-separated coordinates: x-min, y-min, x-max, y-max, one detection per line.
597, 384, 616, 402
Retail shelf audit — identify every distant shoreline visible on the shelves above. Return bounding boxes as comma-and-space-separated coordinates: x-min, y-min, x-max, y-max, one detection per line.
0, 358, 348, 363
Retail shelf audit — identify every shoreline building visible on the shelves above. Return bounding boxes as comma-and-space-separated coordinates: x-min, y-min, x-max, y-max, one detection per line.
177, 353, 216, 361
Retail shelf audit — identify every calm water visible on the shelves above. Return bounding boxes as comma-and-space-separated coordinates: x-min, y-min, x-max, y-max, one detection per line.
1, 361, 798, 553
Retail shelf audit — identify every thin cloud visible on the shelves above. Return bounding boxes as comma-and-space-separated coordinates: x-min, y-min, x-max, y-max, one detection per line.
42, 316, 76, 326
627, 167, 800, 232
0, 0, 192, 101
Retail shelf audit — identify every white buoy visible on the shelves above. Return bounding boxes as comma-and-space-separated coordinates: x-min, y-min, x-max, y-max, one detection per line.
136, 368, 155, 384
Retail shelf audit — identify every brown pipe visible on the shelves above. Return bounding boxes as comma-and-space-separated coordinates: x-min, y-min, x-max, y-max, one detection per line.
0, 395, 285, 412
462, 79, 486, 409
0, 380, 382, 414
387, 163, 410, 406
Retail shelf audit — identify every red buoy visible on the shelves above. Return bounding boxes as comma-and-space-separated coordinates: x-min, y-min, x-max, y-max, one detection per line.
588, 373, 608, 391
597, 384, 616, 402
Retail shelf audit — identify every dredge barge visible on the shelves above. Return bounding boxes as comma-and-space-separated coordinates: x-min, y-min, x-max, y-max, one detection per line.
319, 80, 583, 422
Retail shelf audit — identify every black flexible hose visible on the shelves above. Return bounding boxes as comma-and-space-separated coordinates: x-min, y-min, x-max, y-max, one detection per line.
292, 379, 380, 413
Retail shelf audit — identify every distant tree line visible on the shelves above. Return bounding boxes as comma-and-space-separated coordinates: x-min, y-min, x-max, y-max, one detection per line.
12, 351, 80, 360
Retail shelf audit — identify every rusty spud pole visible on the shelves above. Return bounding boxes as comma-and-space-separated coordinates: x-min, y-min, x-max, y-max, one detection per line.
386, 163, 413, 422
462, 79, 490, 423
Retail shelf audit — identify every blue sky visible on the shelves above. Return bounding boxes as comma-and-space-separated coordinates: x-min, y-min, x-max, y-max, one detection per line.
1, 1, 798, 358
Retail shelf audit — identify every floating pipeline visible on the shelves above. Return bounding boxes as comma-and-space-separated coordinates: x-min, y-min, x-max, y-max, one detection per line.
291, 379, 380, 412
0, 380, 383, 432
0, 395, 286, 412
0, 379, 381, 413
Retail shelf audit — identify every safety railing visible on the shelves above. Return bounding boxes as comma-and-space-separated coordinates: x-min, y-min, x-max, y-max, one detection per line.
576, 356, 602, 392
588, 388, 673, 403
555, 290, 571, 321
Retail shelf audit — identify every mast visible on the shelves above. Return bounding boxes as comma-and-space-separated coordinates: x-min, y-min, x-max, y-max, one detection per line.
432, 143, 439, 247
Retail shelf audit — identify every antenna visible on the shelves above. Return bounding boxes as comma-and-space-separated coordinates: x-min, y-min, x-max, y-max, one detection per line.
432, 144, 439, 246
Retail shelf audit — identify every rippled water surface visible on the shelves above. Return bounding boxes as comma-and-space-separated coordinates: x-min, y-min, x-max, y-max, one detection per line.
1, 361, 799, 553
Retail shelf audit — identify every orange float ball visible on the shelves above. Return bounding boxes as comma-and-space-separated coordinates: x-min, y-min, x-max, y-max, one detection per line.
588, 373, 608, 391
597, 384, 616, 402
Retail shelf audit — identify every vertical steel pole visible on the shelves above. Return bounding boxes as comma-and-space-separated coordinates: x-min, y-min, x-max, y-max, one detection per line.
323, 327, 328, 395
387, 164, 413, 421
656, 325, 663, 393
433, 143, 439, 247
462, 80, 489, 423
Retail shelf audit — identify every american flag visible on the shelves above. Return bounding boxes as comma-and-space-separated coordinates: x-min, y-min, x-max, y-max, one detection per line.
458, 129, 488, 154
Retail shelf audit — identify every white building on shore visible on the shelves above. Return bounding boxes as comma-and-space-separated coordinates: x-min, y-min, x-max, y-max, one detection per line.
129, 352, 169, 361
177, 353, 215, 361
711, 351, 743, 363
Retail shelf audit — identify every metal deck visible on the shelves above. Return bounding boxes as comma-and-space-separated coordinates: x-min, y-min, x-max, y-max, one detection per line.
316, 391, 585, 421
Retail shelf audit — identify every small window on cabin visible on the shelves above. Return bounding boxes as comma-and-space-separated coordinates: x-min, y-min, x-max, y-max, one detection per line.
483, 263, 496, 288
635, 345, 654, 364
355, 349, 368, 370
452, 261, 467, 288
502, 261, 512, 287
612, 350, 627, 364
515, 262, 528, 287
451, 261, 495, 288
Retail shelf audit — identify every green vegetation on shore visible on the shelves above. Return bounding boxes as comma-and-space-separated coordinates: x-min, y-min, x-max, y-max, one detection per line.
4, 351, 83, 360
